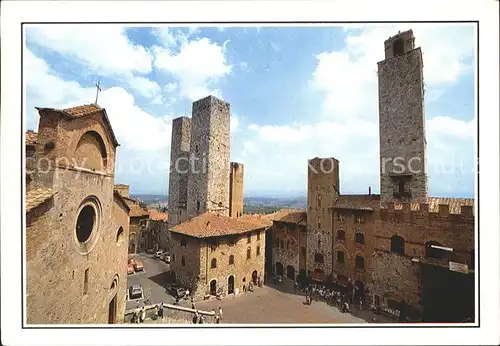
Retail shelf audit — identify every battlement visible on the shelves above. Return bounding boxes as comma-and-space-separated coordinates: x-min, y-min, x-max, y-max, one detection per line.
379, 198, 474, 221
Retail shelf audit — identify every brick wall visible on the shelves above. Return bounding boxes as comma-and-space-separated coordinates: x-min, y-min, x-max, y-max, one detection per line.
272, 222, 307, 281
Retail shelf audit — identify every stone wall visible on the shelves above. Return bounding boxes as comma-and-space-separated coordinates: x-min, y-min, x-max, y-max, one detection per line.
149, 220, 171, 252
169, 232, 201, 297
272, 222, 307, 281
229, 162, 244, 218
187, 96, 230, 219
114, 184, 129, 198
378, 30, 427, 204
168, 117, 191, 226
306, 157, 339, 279
198, 230, 266, 299
332, 209, 375, 289
26, 109, 126, 324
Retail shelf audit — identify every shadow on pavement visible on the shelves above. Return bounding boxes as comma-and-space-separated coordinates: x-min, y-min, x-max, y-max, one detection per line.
148, 271, 174, 292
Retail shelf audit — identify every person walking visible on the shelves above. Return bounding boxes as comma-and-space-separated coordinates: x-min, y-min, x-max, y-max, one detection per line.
158, 302, 164, 319
192, 311, 199, 324
218, 306, 223, 321
215, 314, 220, 324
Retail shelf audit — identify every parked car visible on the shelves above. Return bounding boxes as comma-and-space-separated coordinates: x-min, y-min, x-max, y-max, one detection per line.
164, 254, 171, 264
146, 248, 154, 254
129, 285, 143, 300
154, 251, 164, 259
127, 263, 134, 275
133, 260, 144, 272
168, 285, 186, 299
159, 254, 165, 261
128, 258, 136, 266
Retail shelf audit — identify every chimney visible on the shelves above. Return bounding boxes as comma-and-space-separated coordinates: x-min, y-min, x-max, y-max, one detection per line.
368, 186, 372, 195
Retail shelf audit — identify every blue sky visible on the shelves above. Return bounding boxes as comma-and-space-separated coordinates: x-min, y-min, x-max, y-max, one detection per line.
25, 24, 475, 197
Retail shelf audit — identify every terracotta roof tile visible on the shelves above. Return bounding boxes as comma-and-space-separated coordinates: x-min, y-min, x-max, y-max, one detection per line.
148, 209, 169, 222
129, 203, 150, 218
62, 104, 102, 118
332, 194, 381, 211
26, 131, 37, 146
239, 214, 273, 228
171, 212, 269, 238
26, 188, 56, 213
268, 209, 307, 226
393, 197, 475, 215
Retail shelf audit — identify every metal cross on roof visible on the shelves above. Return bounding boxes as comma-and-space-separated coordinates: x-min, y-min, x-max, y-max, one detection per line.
94, 80, 102, 104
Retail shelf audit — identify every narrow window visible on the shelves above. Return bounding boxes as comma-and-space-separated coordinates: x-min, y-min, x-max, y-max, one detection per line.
83, 268, 89, 295
355, 232, 365, 245
336, 230, 345, 240
257, 231, 261, 240
247, 247, 251, 259
257, 245, 261, 256
301, 247, 306, 256
247, 232, 251, 243
229, 255, 234, 265
181, 256, 185, 266
393, 38, 405, 56
355, 255, 365, 269
275, 238, 280, 248
197, 201, 200, 212
181, 237, 187, 247
337, 251, 345, 264
391, 235, 405, 255
211, 258, 217, 269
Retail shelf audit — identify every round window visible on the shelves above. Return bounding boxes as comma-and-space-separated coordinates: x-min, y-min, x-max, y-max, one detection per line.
76, 205, 96, 243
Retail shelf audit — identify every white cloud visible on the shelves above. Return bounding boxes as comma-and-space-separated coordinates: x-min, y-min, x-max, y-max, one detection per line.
25, 49, 171, 152
27, 25, 153, 77
311, 24, 475, 120
230, 115, 239, 133
153, 38, 232, 100
128, 76, 162, 99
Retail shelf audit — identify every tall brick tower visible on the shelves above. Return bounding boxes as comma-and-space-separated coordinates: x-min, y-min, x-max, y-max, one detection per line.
229, 162, 244, 217
306, 157, 340, 280
168, 116, 192, 226
187, 96, 231, 219
378, 30, 428, 204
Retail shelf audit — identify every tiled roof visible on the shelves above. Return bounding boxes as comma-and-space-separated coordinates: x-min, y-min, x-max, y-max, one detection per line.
35, 104, 119, 147
148, 209, 169, 222
268, 209, 307, 226
332, 194, 381, 211
171, 212, 269, 238
239, 214, 273, 228
129, 203, 150, 218
63, 104, 102, 118
393, 197, 475, 215
113, 190, 131, 212
26, 188, 56, 213
26, 131, 37, 146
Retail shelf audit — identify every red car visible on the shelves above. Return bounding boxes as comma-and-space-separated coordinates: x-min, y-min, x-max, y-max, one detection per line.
127, 263, 134, 275
133, 260, 144, 272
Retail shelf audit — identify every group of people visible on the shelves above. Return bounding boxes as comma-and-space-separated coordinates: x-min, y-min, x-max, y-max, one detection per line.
301, 283, 365, 313
190, 303, 223, 324
132, 302, 166, 323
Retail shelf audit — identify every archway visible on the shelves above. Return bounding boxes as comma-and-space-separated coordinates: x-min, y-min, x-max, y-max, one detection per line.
286, 265, 295, 281
275, 262, 284, 276
252, 270, 258, 285
128, 242, 136, 254
210, 280, 217, 295
354, 280, 365, 299
228, 275, 235, 294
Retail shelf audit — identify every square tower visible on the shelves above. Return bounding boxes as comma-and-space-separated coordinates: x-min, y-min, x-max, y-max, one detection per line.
187, 95, 231, 219
168, 116, 192, 226
229, 162, 244, 217
306, 157, 340, 280
378, 30, 428, 204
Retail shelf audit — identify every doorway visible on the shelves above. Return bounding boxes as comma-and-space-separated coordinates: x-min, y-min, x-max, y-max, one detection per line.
210, 279, 217, 295
275, 262, 283, 276
286, 266, 295, 281
228, 275, 235, 294
354, 281, 365, 299
108, 294, 117, 324
252, 270, 258, 285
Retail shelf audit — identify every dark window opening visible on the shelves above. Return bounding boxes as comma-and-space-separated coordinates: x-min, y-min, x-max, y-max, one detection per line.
337, 251, 345, 263
318, 239, 321, 249
197, 201, 200, 212
257, 231, 261, 240
181, 256, 185, 266
229, 236, 236, 247
76, 205, 95, 243
355, 232, 365, 244
391, 235, 405, 255
355, 255, 365, 269
181, 237, 187, 247
336, 230, 345, 240
229, 255, 234, 265
211, 258, 217, 269
393, 38, 405, 56
247, 247, 251, 259
314, 253, 324, 263
83, 268, 89, 295
247, 233, 251, 243
257, 245, 261, 256
301, 247, 306, 256
275, 239, 280, 248
387, 298, 400, 310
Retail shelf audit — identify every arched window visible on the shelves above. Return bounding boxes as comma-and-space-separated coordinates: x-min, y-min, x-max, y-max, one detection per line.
393, 38, 405, 56
391, 235, 405, 255
229, 255, 234, 265
355, 255, 365, 269
425, 241, 445, 260
116, 226, 124, 243
355, 231, 365, 244
181, 237, 187, 247
336, 230, 345, 240
337, 251, 345, 263
211, 258, 217, 269
181, 256, 185, 266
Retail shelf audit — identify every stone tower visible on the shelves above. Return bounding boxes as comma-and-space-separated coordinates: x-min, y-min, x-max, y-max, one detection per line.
306, 157, 340, 280
229, 162, 244, 217
187, 95, 230, 219
168, 116, 192, 226
378, 29, 428, 204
